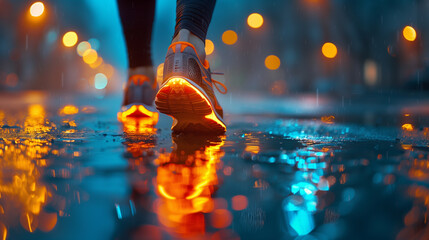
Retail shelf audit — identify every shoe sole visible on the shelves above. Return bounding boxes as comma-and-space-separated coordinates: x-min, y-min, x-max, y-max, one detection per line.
117, 103, 159, 125
155, 77, 226, 133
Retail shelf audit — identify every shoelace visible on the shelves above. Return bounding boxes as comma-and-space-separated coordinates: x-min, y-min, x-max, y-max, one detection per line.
210, 72, 228, 94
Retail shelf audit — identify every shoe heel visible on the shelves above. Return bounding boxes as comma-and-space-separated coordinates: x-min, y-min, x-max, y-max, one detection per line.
155, 77, 212, 117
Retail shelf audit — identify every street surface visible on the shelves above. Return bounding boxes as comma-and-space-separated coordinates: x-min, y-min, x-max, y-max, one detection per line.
1, 91, 429, 240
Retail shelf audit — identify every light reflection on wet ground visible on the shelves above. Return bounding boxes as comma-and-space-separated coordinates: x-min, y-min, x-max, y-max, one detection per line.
1, 93, 429, 239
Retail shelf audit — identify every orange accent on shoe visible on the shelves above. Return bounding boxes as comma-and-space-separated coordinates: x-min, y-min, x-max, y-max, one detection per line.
203, 60, 210, 69
212, 79, 228, 94
168, 42, 210, 69
129, 75, 150, 86
128, 74, 157, 89
202, 75, 227, 94
202, 75, 212, 87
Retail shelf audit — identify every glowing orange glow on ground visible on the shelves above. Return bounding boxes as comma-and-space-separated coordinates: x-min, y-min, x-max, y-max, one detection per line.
163, 78, 226, 131
247, 13, 264, 28
155, 136, 225, 237
82, 49, 98, 64
402, 123, 414, 131
210, 209, 232, 228
222, 30, 238, 45
37, 211, 57, 232
158, 185, 176, 200
403, 26, 417, 42
321, 115, 335, 124
322, 42, 338, 59
117, 105, 159, 125
0, 104, 62, 235
62, 31, 78, 47
59, 105, 79, 116
205, 39, 215, 55
244, 145, 260, 154
30, 2, 45, 17
231, 195, 248, 211
265, 55, 281, 70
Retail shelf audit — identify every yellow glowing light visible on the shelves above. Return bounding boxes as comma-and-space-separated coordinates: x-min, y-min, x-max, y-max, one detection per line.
247, 13, 264, 28
403, 26, 417, 42
264, 55, 281, 70
322, 42, 337, 59
82, 49, 98, 64
222, 30, 238, 45
59, 105, 79, 116
62, 31, 78, 47
205, 39, 214, 55
77, 41, 91, 56
30, 2, 45, 17
402, 123, 414, 131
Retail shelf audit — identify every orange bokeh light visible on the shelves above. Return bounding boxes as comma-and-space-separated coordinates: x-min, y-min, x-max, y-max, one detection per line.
62, 31, 78, 47
82, 49, 98, 64
222, 30, 238, 45
247, 13, 264, 28
322, 42, 337, 59
265, 55, 281, 70
205, 39, 215, 55
30, 2, 44, 17
89, 57, 103, 69
231, 195, 248, 211
403, 26, 417, 42
210, 209, 232, 229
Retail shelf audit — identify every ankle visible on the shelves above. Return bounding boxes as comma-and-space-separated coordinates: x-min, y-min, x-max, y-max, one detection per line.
172, 29, 206, 61
128, 66, 154, 81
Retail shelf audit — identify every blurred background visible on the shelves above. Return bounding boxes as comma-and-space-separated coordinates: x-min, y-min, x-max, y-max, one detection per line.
1, 0, 429, 97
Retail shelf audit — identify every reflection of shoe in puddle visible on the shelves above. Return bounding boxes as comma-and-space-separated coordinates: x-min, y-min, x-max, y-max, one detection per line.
121, 118, 157, 135
155, 133, 225, 237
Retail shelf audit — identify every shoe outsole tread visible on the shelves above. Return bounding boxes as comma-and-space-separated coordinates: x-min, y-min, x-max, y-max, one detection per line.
155, 77, 226, 134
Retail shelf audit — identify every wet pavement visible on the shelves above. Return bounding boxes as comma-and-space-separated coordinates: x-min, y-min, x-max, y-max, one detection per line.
1, 91, 429, 240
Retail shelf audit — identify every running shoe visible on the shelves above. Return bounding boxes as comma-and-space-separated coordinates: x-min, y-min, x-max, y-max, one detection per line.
118, 74, 159, 124
155, 41, 227, 133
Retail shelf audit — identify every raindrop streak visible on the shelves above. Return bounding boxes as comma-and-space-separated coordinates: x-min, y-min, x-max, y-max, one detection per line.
316, 88, 319, 106
26, 35, 28, 50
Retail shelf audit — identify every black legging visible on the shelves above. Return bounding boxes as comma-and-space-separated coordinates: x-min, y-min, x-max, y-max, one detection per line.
117, 0, 216, 68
